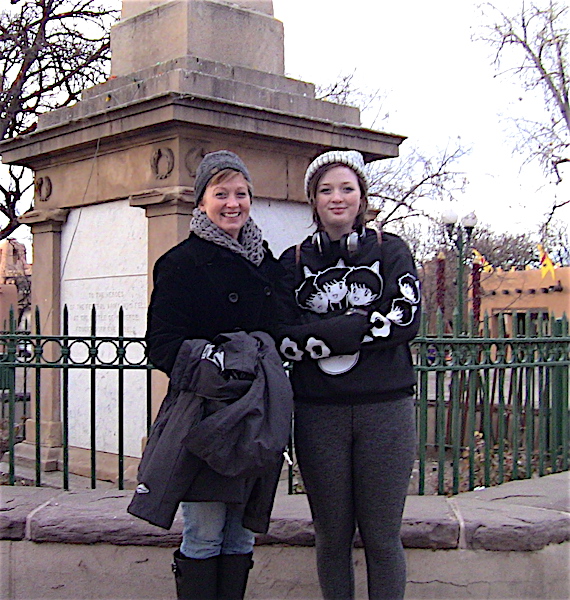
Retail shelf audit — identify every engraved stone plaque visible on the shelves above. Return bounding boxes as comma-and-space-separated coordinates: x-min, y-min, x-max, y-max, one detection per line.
60, 200, 148, 457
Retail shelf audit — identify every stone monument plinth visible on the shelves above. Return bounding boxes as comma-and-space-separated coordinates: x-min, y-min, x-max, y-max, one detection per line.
0, 0, 405, 483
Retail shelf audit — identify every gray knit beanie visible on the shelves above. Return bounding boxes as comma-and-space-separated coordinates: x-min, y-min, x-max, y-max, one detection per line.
304, 150, 369, 199
194, 150, 252, 203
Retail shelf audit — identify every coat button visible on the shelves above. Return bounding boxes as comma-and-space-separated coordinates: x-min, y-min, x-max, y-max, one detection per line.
228, 292, 239, 303
264, 286, 272, 296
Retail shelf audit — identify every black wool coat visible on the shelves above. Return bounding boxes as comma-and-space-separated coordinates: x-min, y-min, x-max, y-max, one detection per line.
147, 233, 285, 375
128, 331, 293, 532
137, 233, 288, 530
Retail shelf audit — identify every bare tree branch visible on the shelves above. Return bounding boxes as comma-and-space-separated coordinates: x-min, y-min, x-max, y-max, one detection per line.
315, 71, 390, 128
369, 145, 469, 227
476, 1, 570, 222
0, 0, 120, 239
314, 72, 469, 229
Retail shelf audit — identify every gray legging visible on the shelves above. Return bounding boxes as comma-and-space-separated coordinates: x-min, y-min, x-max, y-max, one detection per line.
294, 397, 416, 600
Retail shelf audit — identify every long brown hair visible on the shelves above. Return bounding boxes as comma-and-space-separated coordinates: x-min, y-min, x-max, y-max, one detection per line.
306, 163, 368, 231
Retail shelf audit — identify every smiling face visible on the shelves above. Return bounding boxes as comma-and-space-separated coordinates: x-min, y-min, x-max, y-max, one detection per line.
199, 171, 251, 239
322, 279, 347, 303
348, 283, 376, 306
306, 291, 329, 313
315, 166, 363, 240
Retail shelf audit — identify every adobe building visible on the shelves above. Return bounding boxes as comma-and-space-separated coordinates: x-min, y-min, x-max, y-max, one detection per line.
470, 266, 569, 337
0, 239, 31, 330
0, 0, 405, 480
0, 285, 18, 333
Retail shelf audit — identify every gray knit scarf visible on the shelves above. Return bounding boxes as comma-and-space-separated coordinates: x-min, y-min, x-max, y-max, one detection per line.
190, 208, 265, 266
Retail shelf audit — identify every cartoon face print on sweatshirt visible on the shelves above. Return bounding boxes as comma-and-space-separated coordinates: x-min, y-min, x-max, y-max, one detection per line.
385, 273, 421, 326
387, 298, 417, 327
294, 259, 385, 375
296, 263, 348, 312
345, 262, 382, 307
398, 273, 421, 305
295, 275, 329, 314
314, 266, 349, 311
368, 272, 421, 337
296, 260, 383, 314
284, 230, 424, 373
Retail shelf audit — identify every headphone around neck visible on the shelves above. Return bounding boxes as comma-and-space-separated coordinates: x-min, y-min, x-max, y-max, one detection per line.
312, 226, 368, 260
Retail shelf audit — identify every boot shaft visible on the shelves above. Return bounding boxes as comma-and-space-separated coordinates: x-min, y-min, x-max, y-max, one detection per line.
172, 550, 253, 600
172, 550, 218, 600
217, 553, 254, 600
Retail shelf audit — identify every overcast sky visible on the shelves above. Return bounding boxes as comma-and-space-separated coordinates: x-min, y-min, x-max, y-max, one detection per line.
272, 0, 570, 235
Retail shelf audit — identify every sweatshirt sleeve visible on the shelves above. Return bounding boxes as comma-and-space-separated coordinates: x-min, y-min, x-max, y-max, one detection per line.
362, 234, 421, 351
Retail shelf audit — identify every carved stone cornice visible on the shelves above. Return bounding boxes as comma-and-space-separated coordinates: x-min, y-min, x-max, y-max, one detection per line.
129, 186, 195, 207
19, 208, 70, 232
129, 186, 196, 218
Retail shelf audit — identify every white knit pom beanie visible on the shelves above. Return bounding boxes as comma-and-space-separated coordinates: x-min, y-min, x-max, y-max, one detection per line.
304, 150, 369, 199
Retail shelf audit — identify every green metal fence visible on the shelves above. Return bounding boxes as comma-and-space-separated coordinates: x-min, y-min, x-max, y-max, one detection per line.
414, 311, 569, 495
1, 306, 568, 495
0, 306, 152, 490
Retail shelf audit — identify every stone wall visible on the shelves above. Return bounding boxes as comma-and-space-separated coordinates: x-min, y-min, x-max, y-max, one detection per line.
1, 473, 569, 599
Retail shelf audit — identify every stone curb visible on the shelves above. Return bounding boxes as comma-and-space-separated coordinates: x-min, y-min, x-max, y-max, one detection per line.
1, 472, 568, 552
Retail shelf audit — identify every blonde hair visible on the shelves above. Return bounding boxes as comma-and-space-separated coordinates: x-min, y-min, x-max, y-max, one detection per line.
201, 169, 253, 202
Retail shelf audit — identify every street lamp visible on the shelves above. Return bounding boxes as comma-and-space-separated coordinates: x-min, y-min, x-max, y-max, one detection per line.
442, 209, 478, 333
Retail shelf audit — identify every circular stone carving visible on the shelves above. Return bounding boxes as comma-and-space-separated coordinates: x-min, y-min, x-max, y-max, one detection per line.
151, 147, 175, 180
35, 176, 52, 201
185, 147, 206, 176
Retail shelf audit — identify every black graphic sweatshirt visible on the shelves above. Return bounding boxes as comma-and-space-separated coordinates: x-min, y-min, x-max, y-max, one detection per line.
276, 229, 421, 404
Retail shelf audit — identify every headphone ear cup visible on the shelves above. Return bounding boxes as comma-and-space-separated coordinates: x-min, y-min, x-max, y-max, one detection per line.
345, 231, 361, 257
312, 231, 331, 257
340, 227, 367, 259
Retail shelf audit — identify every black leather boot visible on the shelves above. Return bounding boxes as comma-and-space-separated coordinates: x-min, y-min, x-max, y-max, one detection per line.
217, 552, 254, 600
172, 550, 218, 600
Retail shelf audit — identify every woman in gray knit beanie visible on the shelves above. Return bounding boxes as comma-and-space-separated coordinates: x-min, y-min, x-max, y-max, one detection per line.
136, 150, 290, 600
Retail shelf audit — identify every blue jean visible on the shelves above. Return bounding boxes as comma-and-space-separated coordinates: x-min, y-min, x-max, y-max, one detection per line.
180, 501, 255, 559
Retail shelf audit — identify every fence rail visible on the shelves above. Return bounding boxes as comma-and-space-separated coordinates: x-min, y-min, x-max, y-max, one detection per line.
1, 306, 568, 495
